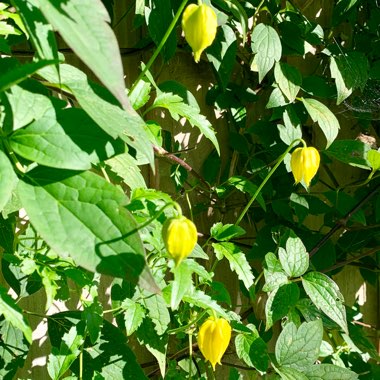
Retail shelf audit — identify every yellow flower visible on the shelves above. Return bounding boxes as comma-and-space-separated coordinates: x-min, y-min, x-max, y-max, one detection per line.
162, 215, 197, 266
198, 317, 231, 370
290, 146, 320, 187
181, 3, 218, 63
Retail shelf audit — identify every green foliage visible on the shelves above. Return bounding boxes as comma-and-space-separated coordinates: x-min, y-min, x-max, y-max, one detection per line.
0, 0, 378, 378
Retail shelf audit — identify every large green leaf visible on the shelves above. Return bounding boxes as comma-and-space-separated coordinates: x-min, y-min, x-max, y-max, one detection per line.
37, 0, 130, 110
18, 167, 157, 292
0, 286, 32, 344
303, 363, 358, 380
251, 24, 282, 82
0, 150, 18, 212
302, 271, 348, 333
39, 64, 154, 168
13, 0, 59, 76
9, 117, 92, 170
275, 366, 308, 380
330, 52, 368, 104
278, 235, 309, 278
275, 320, 323, 370
302, 98, 340, 148
213, 242, 254, 289
142, 293, 170, 336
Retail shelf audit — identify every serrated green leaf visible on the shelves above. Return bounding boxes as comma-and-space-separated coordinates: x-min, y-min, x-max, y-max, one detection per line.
38, 0, 130, 110
302, 272, 348, 333
152, 90, 220, 154
210, 222, 246, 242
330, 52, 368, 104
251, 24, 282, 82
265, 283, 299, 330
303, 363, 358, 380
263, 252, 288, 292
47, 324, 85, 379
18, 167, 158, 293
275, 366, 308, 380
0, 286, 32, 344
302, 98, 340, 148
275, 320, 323, 370
40, 266, 60, 310
212, 242, 254, 289
0, 149, 18, 212
235, 324, 269, 371
278, 235, 309, 277
182, 289, 229, 319
171, 261, 193, 310
367, 149, 380, 171
143, 293, 170, 335
123, 299, 145, 336
274, 62, 302, 102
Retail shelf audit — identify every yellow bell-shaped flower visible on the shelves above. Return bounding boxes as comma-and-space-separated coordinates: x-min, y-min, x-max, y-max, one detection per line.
290, 146, 320, 187
162, 215, 197, 266
181, 3, 218, 63
198, 317, 232, 370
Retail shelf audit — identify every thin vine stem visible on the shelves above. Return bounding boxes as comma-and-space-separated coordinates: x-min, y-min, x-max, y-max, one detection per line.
128, 0, 189, 97
234, 139, 303, 226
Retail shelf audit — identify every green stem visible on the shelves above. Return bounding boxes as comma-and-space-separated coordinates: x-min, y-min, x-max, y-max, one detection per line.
234, 139, 302, 226
128, 0, 189, 97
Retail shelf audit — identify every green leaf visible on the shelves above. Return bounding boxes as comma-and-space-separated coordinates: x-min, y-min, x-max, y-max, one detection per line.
128, 79, 151, 110
185, 259, 212, 282
367, 149, 380, 171
303, 363, 358, 380
0, 58, 57, 93
302, 271, 348, 333
40, 266, 60, 310
274, 62, 302, 102
265, 283, 299, 330
13, 0, 59, 76
183, 289, 230, 319
106, 152, 147, 189
278, 235, 309, 277
38, 64, 154, 168
210, 222, 246, 242
83, 299, 103, 344
0, 319, 29, 379
235, 324, 269, 371
302, 98, 340, 148
213, 242, 254, 289
325, 140, 371, 169
251, 24, 282, 82
0, 149, 18, 212
207, 24, 237, 90
330, 52, 368, 104
122, 299, 145, 336
142, 293, 170, 335
290, 193, 309, 223
0, 286, 32, 344
266, 86, 289, 108
171, 260, 193, 310
152, 83, 220, 154
275, 320, 323, 370
263, 252, 288, 292
38, 0, 130, 110
10, 117, 93, 170
18, 168, 158, 293
275, 366, 308, 380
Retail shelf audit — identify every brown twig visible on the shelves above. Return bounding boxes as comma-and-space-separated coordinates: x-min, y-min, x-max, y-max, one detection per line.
309, 184, 380, 258
153, 145, 211, 190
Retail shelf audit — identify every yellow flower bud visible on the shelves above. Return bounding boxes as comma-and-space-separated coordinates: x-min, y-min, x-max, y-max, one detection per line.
198, 317, 231, 370
162, 215, 197, 266
290, 146, 320, 187
181, 3, 218, 63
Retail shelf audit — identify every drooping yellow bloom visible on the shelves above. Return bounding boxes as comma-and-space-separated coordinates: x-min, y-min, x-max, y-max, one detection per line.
181, 3, 218, 63
290, 146, 320, 187
162, 215, 197, 266
198, 317, 232, 370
